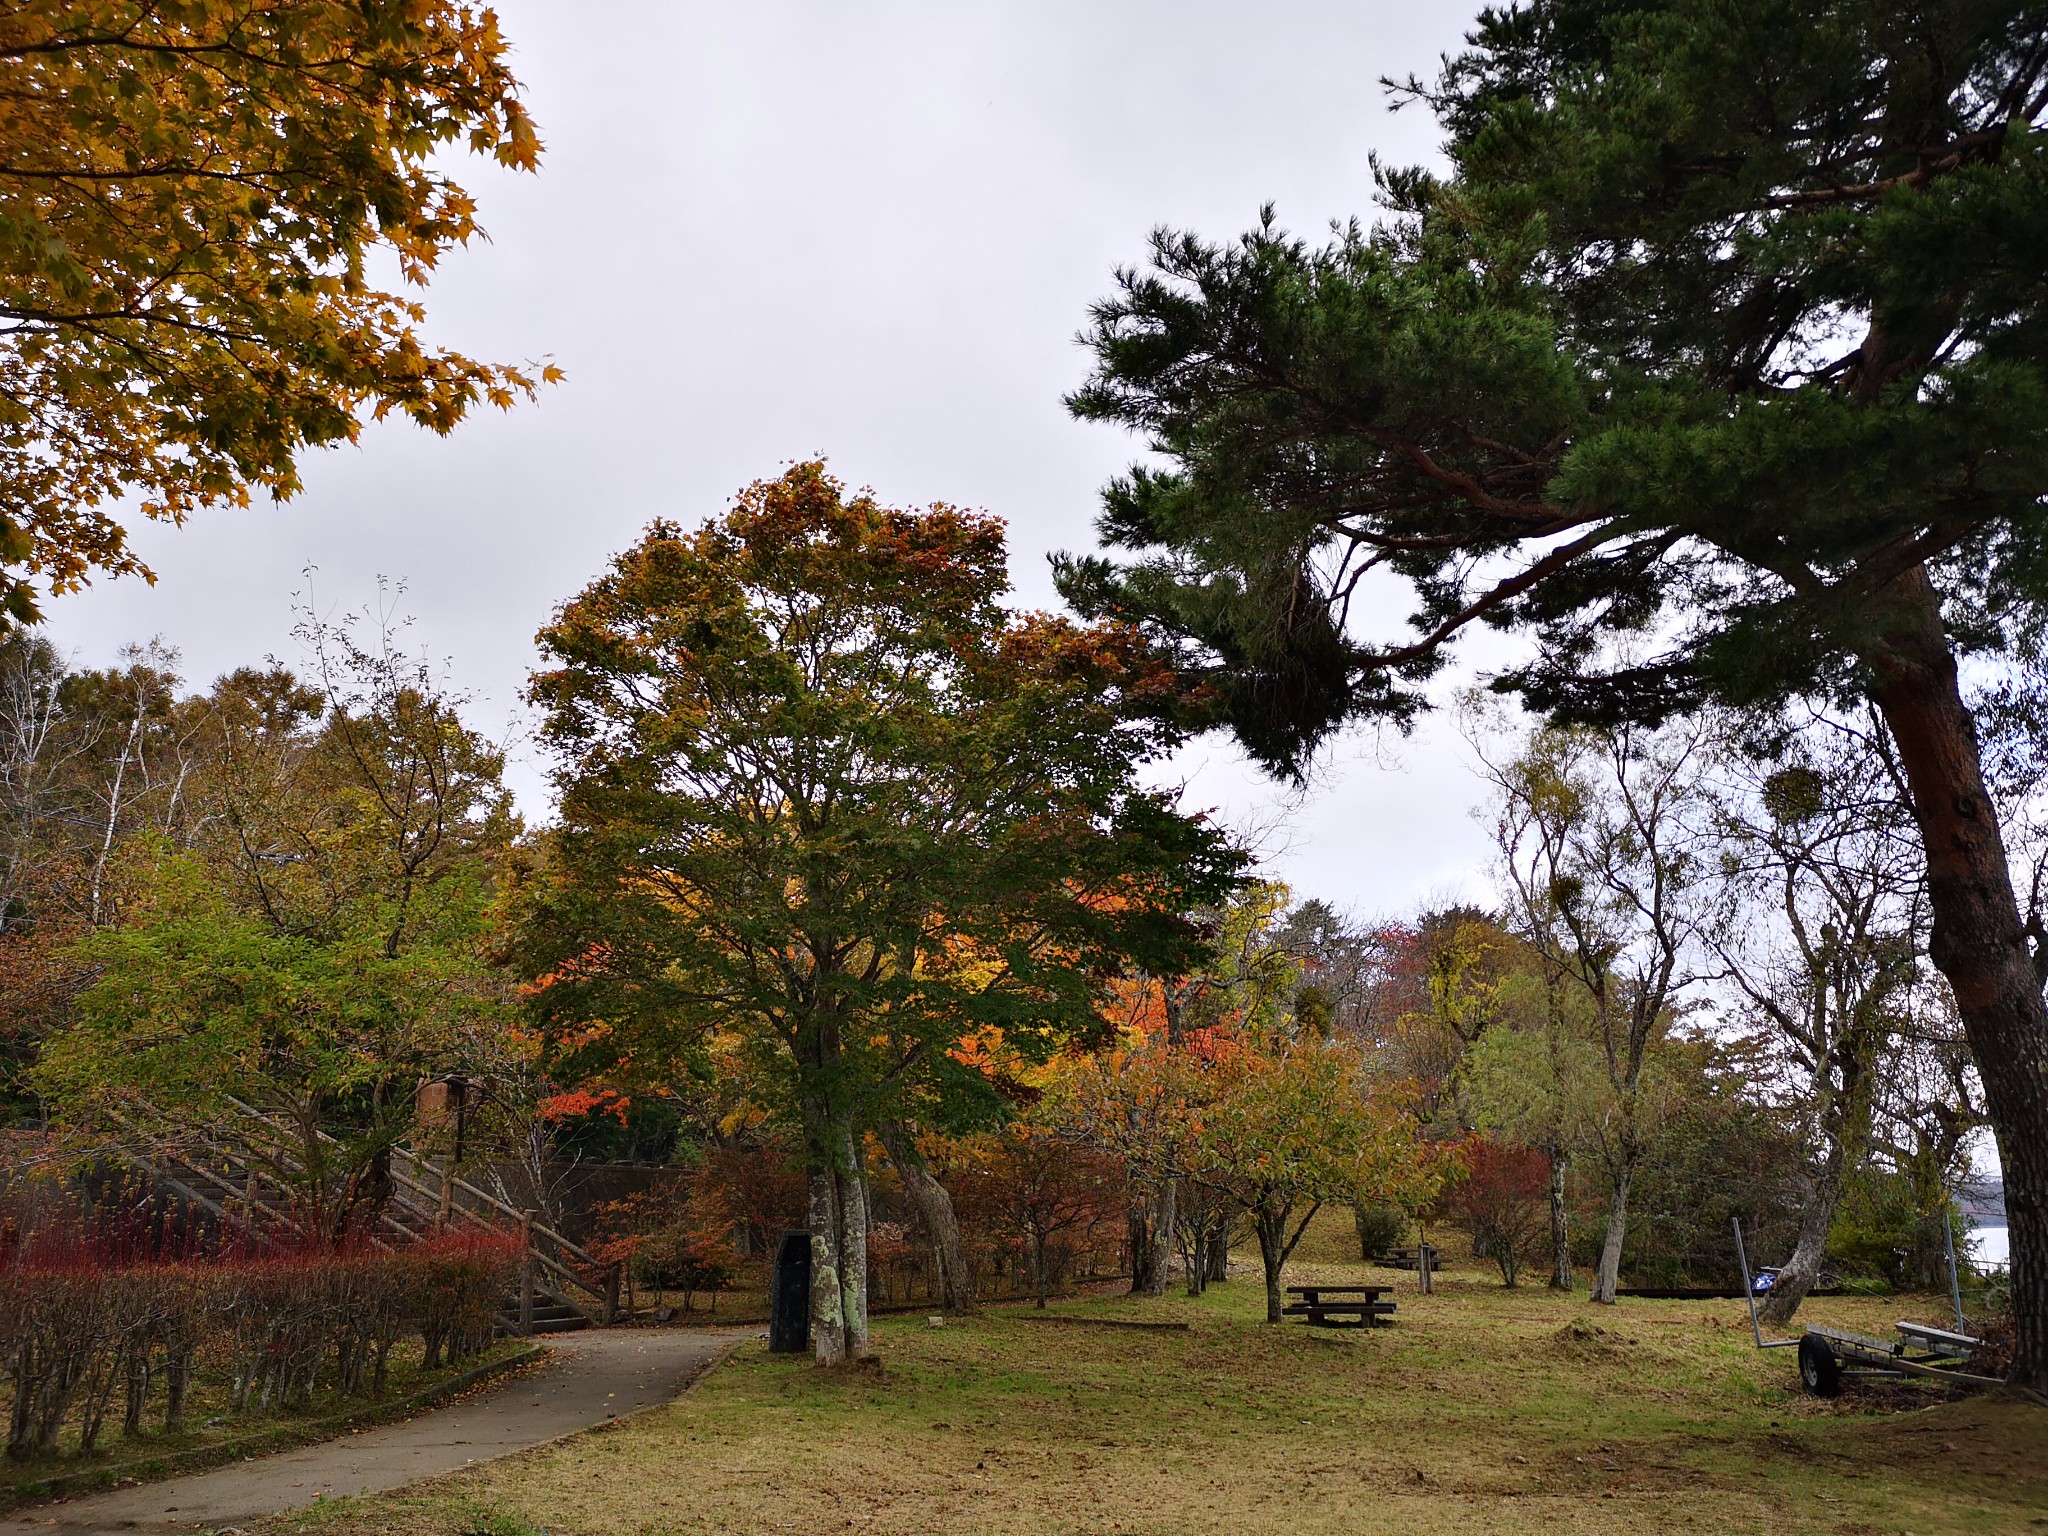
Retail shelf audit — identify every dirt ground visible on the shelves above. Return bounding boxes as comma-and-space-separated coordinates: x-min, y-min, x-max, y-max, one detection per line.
257, 1232, 2047, 1536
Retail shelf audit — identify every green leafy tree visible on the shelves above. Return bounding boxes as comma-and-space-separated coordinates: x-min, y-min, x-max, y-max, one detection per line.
32, 609, 520, 1235
1061, 1, 2048, 1384
0, 1, 554, 621
518, 463, 1241, 1365
1459, 965, 1606, 1289
36, 851, 511, 1241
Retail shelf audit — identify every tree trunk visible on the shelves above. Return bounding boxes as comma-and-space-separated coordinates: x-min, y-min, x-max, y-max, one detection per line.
1590, 1162, 1632, 1305
837, 1123, 869, 1359
806, 1114, 871, 1366
1204, 1222, 1230, 1282
1547, 1148, 1573, 1292
1127, 1200, 1155, 1296
162, 1344, 192, 1433
1254, 1199, 1289, 1323
876, 1120, 974, 1314
1760, 1042, 1875, 1327
1146, 1179, 1175, 1298
122, 1348, 148, 1437
1863, 566, 2048, 1391
1760, 1145, 1845, 1326
807, 1160, 847, 1365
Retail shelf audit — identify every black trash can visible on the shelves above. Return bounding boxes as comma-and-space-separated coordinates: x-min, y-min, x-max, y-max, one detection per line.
768, 1229, 811, 1353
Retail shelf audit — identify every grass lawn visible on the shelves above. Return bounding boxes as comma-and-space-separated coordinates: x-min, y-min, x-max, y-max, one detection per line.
269, 1227, 2045, 1536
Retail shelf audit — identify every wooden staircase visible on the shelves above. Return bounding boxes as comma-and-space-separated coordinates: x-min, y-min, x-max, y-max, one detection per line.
105, 1100, 624, 1335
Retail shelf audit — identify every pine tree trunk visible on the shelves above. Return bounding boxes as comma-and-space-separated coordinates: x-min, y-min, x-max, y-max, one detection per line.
1547, 1149, 1573, 1291
1862, 566, 2048, 1392
1590, 1162, 1632, 1305
876, 1120, 974, 1313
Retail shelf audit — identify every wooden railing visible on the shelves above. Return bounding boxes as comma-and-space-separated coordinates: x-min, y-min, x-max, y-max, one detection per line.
384, 1142, 623, 1324
180, 1096, 627, 1328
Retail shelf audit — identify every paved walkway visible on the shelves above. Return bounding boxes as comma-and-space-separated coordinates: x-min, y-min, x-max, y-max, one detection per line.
2, 1326, 754, 1535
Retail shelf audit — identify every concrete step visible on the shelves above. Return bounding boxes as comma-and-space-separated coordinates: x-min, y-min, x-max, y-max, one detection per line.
497, 1299, 591, 1335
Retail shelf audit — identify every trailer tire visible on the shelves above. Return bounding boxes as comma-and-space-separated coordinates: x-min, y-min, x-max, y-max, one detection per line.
1798, 1334, 1842, 1398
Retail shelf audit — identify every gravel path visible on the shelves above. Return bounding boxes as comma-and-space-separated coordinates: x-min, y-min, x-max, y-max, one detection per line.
1, 1326, 754, 1535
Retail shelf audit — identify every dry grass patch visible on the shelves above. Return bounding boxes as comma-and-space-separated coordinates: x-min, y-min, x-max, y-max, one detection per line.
265, 1247, 2046, 1536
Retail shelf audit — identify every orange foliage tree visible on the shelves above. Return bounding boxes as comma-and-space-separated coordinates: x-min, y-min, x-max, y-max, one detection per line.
0, 2, 555, 621
517, 464, 1241, 1364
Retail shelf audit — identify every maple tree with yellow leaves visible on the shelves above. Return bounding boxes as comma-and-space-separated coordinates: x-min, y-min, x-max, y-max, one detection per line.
0, 1, 555, 620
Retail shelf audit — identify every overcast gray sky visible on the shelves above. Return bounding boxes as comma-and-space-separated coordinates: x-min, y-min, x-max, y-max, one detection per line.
43, 0, 1514, 920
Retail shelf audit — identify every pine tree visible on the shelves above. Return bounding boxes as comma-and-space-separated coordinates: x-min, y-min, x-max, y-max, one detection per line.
1060, 0, 2048, 1387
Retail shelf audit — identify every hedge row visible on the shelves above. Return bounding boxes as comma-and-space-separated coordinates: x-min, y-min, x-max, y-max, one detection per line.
0, 1233, 519, 1460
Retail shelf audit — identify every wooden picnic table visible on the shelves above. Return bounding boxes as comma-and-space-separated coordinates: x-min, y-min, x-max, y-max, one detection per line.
1282, 1283, 1397, 1329
1371, 1245, 1447, 1272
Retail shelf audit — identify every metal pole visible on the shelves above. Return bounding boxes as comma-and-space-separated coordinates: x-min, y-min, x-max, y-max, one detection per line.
1732, 1216, 1766, 1348
1942, 1205, 1966, 1334
1731, 1217, 1797, 1348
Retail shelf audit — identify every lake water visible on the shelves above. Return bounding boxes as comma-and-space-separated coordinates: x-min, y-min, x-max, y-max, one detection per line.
1971, 1225, 2010, 1272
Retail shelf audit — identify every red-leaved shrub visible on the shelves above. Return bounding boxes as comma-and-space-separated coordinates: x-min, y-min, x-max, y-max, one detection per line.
1440, 1139, 1551, 1287
0, 1226, 518, 1459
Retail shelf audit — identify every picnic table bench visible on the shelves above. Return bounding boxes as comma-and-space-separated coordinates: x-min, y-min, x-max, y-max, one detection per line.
1370, 1245, 1446, 1272
1283, 1284, 1396, 1329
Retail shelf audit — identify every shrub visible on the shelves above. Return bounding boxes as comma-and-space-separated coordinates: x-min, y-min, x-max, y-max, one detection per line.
1441, 1141, 1549, 1287
1352, 1205, 1407, 1261
0, 1227, 519, 1459
1828, 1166, 1963, 1291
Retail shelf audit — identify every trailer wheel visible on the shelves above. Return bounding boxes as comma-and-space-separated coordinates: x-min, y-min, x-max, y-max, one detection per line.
1798, 1334, 1842, 1398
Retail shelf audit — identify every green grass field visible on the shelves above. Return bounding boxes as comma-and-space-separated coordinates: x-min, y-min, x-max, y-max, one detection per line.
270, 1224, 2045, 1536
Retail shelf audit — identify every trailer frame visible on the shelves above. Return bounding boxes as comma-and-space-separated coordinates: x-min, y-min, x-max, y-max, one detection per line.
1731, 1216, 2001, 1397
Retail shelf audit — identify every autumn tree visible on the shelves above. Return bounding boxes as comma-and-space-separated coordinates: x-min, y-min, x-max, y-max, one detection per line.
1478, 718, 1712, 1303
33, 609, 520, 1238
1058, 1027, 1433, 1320
0, 1, 554, 621
1441, 1139, 1551, 1287
1197, 1036, 1433, 1322
972, 1126, 1125, 1308
1704, 712, 1927, 1321
1061, 0, 2048, 1386
518, 464, 1240, 1365
1094, 881, 1310, 1294
1052, 1017, 1210, 1298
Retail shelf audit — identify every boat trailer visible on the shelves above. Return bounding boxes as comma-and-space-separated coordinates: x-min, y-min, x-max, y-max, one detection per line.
1732, 1216, 2002, 1397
